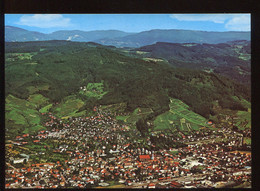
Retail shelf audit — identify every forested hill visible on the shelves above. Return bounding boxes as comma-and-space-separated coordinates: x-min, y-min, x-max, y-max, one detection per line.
6, 26, 250, 48
5, 41, 250, 121
5, 26, 132, 43
5, 26, 52, 42
135, 41, 251, 85
95, 29, 250, 47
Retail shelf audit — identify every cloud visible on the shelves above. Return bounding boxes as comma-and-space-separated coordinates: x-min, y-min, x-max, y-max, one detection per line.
170, 14, 231, 23
225, 15, 250, 31
16, 14, 72, 28
170, 14, 250, 31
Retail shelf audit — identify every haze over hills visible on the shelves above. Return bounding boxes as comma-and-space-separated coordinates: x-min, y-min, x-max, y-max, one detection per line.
47, 30, 133, 42
5, 26, 133, 43
5, 26, 250, 47
5, 26, 52, 42
95, 29, 250, 47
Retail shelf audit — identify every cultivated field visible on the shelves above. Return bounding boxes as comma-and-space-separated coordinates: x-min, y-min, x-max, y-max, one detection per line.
5, 94, 46, 135
153, 98, 209, 132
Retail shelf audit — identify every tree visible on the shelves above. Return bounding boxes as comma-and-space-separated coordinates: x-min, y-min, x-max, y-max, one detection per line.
136, 118, 148, 137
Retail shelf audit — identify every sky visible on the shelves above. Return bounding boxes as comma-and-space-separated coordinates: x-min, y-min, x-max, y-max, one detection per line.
5, 14, 251, 33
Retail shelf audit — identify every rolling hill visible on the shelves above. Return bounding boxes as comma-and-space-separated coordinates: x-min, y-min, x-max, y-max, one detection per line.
95, 29, 250, 47
5, 26, 51, 42
49, 30, 133, 41
135, 41, 251, 85
5, 40, 250, 137
5, 26, 133, 42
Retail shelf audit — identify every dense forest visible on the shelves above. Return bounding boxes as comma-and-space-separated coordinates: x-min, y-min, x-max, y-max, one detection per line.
135, 41, 251, 85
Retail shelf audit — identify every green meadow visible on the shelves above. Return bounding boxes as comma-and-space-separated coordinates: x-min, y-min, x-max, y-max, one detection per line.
52, 95, 85, 119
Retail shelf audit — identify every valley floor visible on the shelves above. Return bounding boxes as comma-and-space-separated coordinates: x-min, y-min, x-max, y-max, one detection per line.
5, 106, 251, 189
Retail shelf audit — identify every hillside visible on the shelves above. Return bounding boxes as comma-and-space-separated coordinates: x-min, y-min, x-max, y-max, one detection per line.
49, 30, 133, 41
5, 26, 51, 42
5, 41, 250, 138
95, 29, 250, 47
135, 41, 251, 85
5, 26, 132, 42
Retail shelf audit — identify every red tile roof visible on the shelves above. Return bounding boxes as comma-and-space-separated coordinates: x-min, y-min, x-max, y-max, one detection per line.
139, 155, 150, 160
171, 181, 182, 186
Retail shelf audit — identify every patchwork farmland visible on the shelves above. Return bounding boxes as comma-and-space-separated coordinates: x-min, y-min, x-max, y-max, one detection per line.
153, 98, 210, 133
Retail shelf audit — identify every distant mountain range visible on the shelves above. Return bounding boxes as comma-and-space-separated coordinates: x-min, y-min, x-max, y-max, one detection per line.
96, 29, 250, 47
5, 26, 132, 43
5, 26, 52, 42
5, 26, 250, 47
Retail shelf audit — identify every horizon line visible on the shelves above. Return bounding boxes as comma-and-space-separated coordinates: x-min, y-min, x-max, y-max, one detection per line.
5, 25, 251, 34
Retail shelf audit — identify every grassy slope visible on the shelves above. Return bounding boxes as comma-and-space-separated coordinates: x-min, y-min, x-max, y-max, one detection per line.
154, 111, 178, 131
52, 95, 85, 119
169, 98, 209, 126
5, 94, 46, 136
103, 103, 153, 127
236, 111, 251, 130
125, 108, 153, 124
28, 94, 49, 108
79, 82, 107, 99
153, 98, 209, 132
235, 98, 251, 130
39, 104, 53, 113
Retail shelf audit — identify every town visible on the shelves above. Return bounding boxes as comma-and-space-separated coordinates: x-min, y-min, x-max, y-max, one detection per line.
5, 106, 251, 188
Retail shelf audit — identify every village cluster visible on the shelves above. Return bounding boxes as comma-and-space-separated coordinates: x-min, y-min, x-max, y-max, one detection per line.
6, 106, 251, 188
